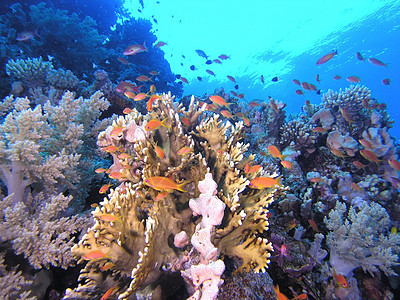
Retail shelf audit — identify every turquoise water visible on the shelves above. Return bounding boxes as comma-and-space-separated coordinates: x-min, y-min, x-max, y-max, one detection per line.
125, 0, 400, 139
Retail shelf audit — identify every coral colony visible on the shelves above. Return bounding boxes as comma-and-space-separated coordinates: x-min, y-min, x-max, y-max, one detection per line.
0, 2, 400, 300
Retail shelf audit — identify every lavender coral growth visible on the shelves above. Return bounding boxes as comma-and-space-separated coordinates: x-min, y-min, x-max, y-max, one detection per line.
324, 201, 400, 276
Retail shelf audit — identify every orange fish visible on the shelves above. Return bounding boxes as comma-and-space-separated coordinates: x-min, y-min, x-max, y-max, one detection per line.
388, 159, 400, 172
244, 164, 262, 173
368, 58, 388, 67
242, 117, 250, 127
103, 145, 120, 153
84, 250, 109, 261
346, 76, 361, 83
101, 285, 117, 300
281, 160, 293, 169
359, 139, 373, 149
109, 172, 124, 179
145, 118, 170, 131
147, 94, 160, 111
95, 168, 108, 173
221, 110, 233, 118
144, 176, 187, 192
273, 285, 289, 300
249, 101, 261, 107
312, 127, 327, 133
227, 75, 236, 83
181, 116, 190, 126
99, 183, 113, 194
237, 93, 244, 99
116, 81, 141, 94
292, 79, 300, 85
249, 176, 282, 189
334, 270, 349, 288
309, 177, 323, 183
123, 107, 133, 114
136, 75, 152, 82
153, 143, 165, 159
360, 149, 380, 164
340, 108, 353, 123
16, 30, 38, 41
308, 219, 319, 232
98, 214, 122, 223
351, 182, 363, 192
155, 41, 167, 48
295, 89, 304, 96
124, 91, 136, 99
133, 93, 148, 101
331, 148, 346, 158
285, 219, 297, 231
149, 84, 156, 93
149, 71, 159, 76
209, 95, 231, 109
353, 161, 365, 169
267, 145, 284, 160
155, 191, 169, 201
117, 57, 130, 65
100, 262, 115, 272
177, 146, 193, 155
316, 50, 337, 65
118, 153, 131, 159
110, 126, 125, 137
293, 293, 308, 300
123, 42, 148, 55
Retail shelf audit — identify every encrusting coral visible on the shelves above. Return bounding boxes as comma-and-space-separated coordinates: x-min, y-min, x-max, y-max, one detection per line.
65, 92, 281, 299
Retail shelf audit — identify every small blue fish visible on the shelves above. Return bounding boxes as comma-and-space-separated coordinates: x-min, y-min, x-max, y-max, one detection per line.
195, 49, 208, 59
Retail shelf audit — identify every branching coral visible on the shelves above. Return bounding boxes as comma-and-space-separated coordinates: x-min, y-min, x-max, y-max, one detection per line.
324, 201, 400, 276
6, 57, 53, 88
0, 91, 110, 288
65, 92, 280, 299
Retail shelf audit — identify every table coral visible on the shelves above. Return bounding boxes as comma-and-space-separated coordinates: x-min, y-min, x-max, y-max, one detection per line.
65, 93, 280, 299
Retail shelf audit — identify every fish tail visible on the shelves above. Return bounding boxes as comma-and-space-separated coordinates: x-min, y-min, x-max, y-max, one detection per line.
160, 118, 171, 129
276, 176, 283, 187
176, 181, 189, 192
142, 41, 148, 51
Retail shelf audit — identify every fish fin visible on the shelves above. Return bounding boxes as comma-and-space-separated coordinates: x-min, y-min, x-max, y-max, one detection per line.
276, 176, 283, 187
160, 117, 171, 129
176, 181, 189, 192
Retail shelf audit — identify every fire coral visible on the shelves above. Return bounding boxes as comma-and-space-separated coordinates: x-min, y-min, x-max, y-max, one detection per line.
66, 92, 283, 299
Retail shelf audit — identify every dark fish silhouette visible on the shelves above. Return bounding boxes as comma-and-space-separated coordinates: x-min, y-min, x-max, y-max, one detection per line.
197, 76, 203, 81
271, 77, 279, 82
234, 84, 239, 90
175, 74, 181, 79
190, 65, 196, 71
205, 60, 212, 65
195, 50, 208, 59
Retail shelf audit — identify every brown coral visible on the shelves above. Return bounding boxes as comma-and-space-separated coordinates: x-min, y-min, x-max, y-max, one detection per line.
66, 93, 280, 299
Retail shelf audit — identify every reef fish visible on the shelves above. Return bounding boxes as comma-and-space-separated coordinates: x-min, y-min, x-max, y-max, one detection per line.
292, 79, 300, 85
333, 270, 349, 288
136, 75, 152, 82
316, 50, 337, 65
99, 183, 113, 194
206, 69, 215, 76
144, 176, 187, 192
123, 42, 148, 55
295, 89, 304, 96
356, 52, 366, 61
346, 76, 361, 83
209, 95, 231, 109
195, 49, 208, 59
16, 30, 38, 41
154, 41, 167, 48
227, 75, 236, 83
249, 176, 282, 189
84, 250, 109, 261
145, 118, 170, 131
360, 149, 380, 164
368, 57, 388, 67
382, 78, 391, 85
267, 145, 284, 160
388, 159, 400, 172
333, 75, 342, 80
273, 285, 289, 300
218, 54, 230, 60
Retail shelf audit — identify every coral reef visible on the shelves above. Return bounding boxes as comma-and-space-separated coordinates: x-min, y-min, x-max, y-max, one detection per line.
324, 201, 400, 276
65, 93, 280, 299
